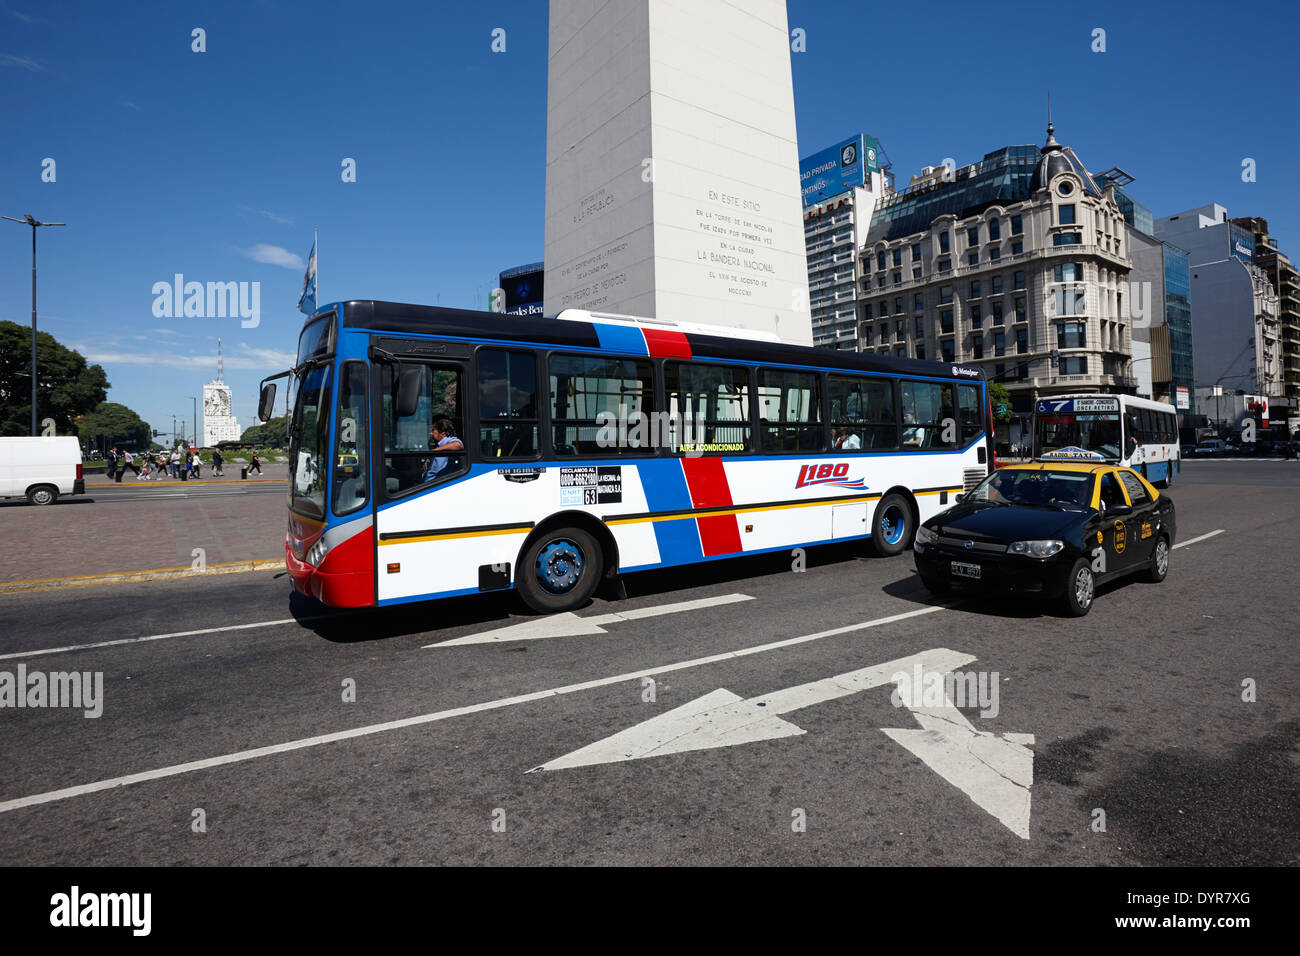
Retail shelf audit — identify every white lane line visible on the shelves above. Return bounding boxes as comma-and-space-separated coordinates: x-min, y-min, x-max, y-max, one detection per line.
0, 602, 950, 814
0, 619, 301, 662
426, 593, 755, 647
1173, 529, 1225, 549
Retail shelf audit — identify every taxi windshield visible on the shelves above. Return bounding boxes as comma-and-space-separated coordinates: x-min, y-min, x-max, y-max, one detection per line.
968, 469, 1093, 510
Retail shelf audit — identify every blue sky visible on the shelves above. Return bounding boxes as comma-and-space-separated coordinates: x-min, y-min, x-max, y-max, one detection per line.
2, 0, 1297, 437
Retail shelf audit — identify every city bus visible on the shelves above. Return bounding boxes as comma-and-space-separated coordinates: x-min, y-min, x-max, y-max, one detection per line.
1032, 393, 1180, 486
260, 300, 993, 611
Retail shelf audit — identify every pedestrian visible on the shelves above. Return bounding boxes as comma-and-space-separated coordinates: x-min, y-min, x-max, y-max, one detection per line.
248, 449, 262, 475
169, 446, 181, 479
191, 449, 202, 479
212, 448, 224, 477
122, 448, 140, 477
105, 446, 118, 478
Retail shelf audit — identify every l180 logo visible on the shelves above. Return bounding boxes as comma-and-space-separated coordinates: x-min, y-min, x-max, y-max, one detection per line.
795, 463, 867, 490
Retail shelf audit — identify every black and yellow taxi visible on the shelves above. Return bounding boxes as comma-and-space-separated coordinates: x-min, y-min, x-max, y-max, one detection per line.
912, 461, 1176, 616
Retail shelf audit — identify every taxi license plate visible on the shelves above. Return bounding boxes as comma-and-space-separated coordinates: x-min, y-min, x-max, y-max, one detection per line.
951, 561, 981, 579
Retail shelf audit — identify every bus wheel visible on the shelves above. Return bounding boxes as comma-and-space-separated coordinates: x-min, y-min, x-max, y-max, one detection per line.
517, 527, 603, 613
870, 493, 913, 557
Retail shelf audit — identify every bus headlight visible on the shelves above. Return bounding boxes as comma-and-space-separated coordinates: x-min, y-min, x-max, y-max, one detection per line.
1008, 539, 1064, 558
914, 525, 938, 549
306, 538, 329, 567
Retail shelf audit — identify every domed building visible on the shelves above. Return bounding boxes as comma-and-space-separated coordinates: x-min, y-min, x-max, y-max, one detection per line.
859, 118, 1136, 417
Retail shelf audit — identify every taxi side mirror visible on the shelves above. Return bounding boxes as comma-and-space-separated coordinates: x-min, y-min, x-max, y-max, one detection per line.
955, 493, 965, 502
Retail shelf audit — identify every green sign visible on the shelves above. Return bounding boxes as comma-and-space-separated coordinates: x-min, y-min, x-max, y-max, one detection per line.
996, 403, 1009, 416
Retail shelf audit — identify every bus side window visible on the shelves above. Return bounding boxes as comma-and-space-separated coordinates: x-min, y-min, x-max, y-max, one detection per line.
477, 349, 539, 459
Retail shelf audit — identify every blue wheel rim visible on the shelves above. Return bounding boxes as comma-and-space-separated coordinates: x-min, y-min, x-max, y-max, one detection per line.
880, 505, 906, 545
537, 539, 584, 594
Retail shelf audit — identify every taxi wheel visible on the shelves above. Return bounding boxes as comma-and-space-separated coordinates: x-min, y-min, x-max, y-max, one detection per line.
1145, 535, 1170, 583
516, 526, 603, 614
870, 494, 913, 557
1061, 558, 1095, 617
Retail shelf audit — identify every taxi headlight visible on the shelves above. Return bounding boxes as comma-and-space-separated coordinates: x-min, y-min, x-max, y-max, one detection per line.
1008, 539, 1064, 558
914, 525, 938, 547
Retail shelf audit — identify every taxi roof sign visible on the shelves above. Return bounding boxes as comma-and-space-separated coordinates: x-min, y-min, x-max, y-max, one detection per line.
1039, 446, 1107, 461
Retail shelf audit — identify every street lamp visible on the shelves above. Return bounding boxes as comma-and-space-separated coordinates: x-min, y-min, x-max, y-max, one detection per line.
2, 213, 66, 435
187, 396, 197, 448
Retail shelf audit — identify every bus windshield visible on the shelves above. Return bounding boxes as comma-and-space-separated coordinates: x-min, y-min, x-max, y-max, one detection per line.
288, 363, 332, 518
1035, 413, 1121, 460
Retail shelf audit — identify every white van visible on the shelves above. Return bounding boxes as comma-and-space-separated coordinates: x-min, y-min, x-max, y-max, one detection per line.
0, 436, 85, 505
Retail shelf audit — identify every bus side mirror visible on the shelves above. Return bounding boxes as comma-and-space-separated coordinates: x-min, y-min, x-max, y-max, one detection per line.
395, 364, 423, 419
258, 383, 276, 422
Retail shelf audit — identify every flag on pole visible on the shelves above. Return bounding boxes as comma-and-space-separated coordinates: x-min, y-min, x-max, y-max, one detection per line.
297, 235, 317, 315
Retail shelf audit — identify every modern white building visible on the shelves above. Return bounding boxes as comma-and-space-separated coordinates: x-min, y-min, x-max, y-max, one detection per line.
1154, 204, 1283, 412
202, 339, 241, 445
802, 134, 886, 350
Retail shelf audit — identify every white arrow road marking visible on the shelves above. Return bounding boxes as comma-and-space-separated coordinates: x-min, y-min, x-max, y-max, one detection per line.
531, 646, 1036, 840
425, 593, 755, 647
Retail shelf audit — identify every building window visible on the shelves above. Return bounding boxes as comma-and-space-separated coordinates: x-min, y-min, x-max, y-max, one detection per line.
913, 293, 924, 311
967, 227, 980, 246
989, 248, 1001, 262
970, 305, 982, 329
896, 320, 905, 339
894, 297, 903, 314
938, 259, 951, 272
892, 248, 902, 267
1053, 232, 1082, 246
876, 276, 885, 289
1060, 355, 1088, 375
993, 302, 1004, 325
912, 243, 922, 261
1014, 270, 1025, 289
895, 346, 905, 357
967, 252, 979, 266
939, 285, 953, 304
861, 325, 873, 346
912, 267, 921, 280
972, 337, 984, 359
1015, 296, 1026, 322
940, 310, 953, 334
969, 279, 981, 298
991, 276, 1003, 294
988, 218, 1001, 240
939, 232, 950, 253
1057, 322, 1087, 349
864, 303, 873, 320
1011, 215, 1023, 235
941, 339, 955, 362
1054, 288, 1086, 315
877, 251, 886, 270
1053, 262, 1084, 282
892, 271, 902, 284
880, 323, 889, 343
914, 316, 925, 337
1058, 204, 1076, 225
994, 331, 1005, 356
1012, 240, 1023, 255
994, 363, 1005, 381
1016, 327, 1028, 354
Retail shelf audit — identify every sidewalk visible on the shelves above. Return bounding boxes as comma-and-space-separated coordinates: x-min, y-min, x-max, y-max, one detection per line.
86, 462, 287, 486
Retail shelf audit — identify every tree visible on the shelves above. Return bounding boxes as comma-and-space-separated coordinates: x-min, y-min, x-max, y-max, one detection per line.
241, 415, 287, 446
0, 320, 110, 435
989, 382, 1013, 423
75, 402, 152, 454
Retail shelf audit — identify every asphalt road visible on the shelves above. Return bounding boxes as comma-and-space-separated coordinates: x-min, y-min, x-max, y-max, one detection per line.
0, 460, 1296, 865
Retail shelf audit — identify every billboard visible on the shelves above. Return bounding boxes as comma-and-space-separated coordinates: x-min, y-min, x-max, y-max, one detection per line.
1175, 385, 1190, 410
499, 261, 544, 316
1229, 226, 1255, 263
800, 135, 880, 207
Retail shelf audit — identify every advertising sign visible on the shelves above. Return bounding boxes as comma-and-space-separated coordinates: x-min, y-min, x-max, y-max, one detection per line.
499, 262, 545, 316
1175, 386, 1190, 410
800, 135, 879, 207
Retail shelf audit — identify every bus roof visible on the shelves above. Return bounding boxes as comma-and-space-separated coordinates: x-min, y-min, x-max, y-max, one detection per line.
326, 299, 986, 382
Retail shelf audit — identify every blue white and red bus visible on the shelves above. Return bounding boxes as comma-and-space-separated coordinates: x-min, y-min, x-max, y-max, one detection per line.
260, 301, 993, 612
1032, 393, 1180, 486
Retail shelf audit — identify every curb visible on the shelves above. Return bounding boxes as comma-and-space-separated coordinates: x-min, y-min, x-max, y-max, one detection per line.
0, 558, 287, 594
86, 479, 282, 488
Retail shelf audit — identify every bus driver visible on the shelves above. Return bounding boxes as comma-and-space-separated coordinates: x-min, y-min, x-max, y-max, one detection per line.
423, 419, 464, 482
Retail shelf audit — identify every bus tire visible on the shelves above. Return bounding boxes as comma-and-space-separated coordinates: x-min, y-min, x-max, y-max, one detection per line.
27, 485, 57, 506
870, 493, 913, 557
516, 526, 603, 614
1162, 463, 1175, 488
